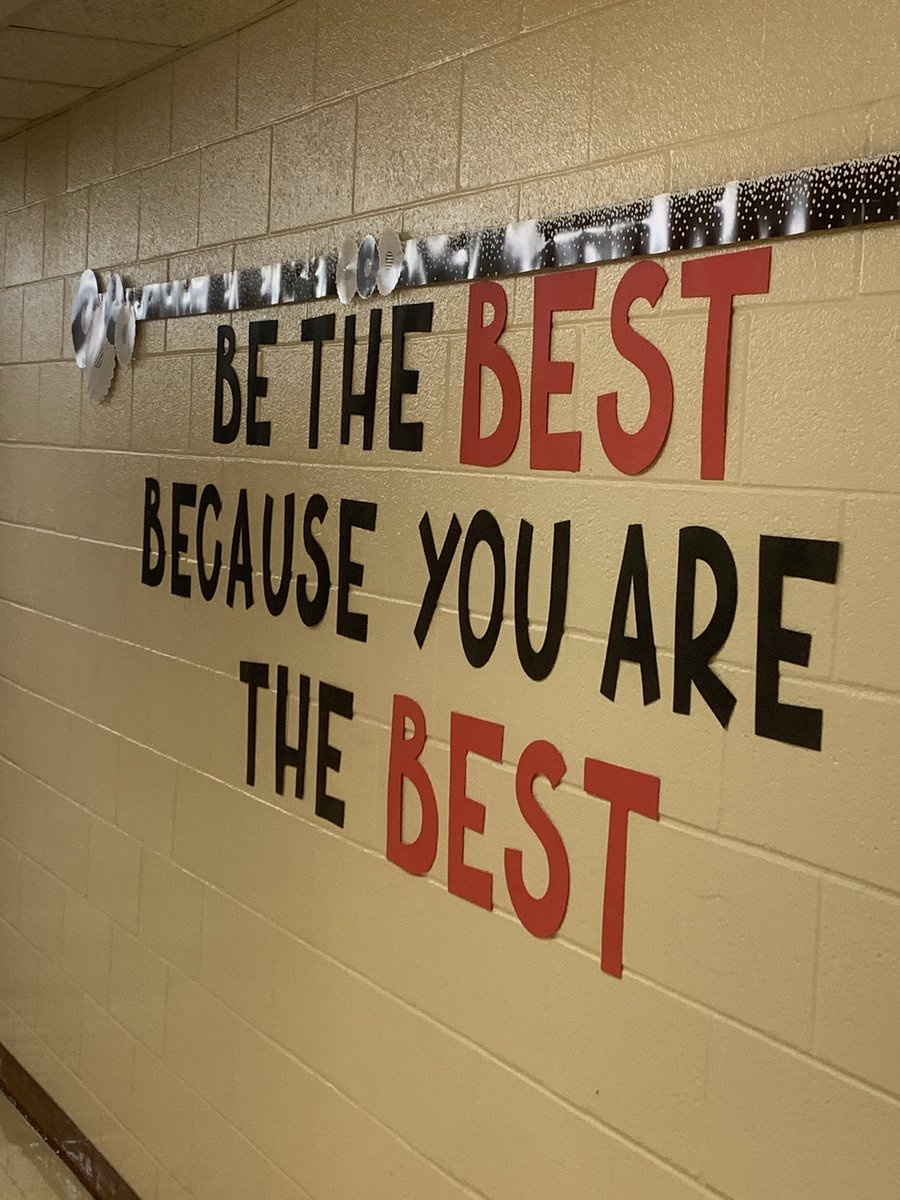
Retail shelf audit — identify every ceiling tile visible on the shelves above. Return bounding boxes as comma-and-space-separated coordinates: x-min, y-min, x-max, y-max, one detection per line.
0, 2, 35, 21
14, 0, 280, 48
0, 28, 177, 87
0, 0, 284, 147
0, 78, 89, 119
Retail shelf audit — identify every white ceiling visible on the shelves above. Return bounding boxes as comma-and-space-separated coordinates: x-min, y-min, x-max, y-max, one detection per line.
0, 0, 284, 137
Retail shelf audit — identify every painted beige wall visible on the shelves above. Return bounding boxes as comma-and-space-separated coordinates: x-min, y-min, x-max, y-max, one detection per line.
1, 1, 899, 1198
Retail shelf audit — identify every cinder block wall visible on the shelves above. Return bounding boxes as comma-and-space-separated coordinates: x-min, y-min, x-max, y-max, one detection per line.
1, 2, 899, 1198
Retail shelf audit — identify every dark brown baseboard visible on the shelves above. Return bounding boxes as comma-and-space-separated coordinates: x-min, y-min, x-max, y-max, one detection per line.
0, 1041, 143, 1200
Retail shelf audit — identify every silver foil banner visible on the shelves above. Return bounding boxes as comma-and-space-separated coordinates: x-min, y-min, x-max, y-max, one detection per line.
131, 152, 899, 319
73, 152, 899, 397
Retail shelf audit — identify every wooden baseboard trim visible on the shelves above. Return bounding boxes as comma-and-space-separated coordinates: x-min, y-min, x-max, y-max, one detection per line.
0, 1041, 143, 1200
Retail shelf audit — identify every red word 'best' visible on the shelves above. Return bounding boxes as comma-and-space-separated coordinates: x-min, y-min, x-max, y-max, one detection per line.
460, 246, 771, 480
386, 693, 660, 978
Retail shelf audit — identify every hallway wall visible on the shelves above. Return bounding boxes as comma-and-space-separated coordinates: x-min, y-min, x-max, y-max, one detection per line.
0, 2, 898, 1198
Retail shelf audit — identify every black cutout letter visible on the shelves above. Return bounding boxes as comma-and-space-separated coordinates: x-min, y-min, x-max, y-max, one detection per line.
600, 524, 660, 705
170, 482, 197, 598
196, 483, 222, 601
458, 510, 506, 669
414, 511, 462, 648
316, 682, 354, 828
297, 493, 330, 627
226, 488, 254, 609
141, 476, 165, 587
341, 310, 382, 450
337, 498, 377, 642
240, 660, 269, 787
389, 302, 433, 451
673, 525, 738, 727
514, 519, 570, 681
214, 324, 241, 444
301, 313, 336, 450
247, 319, 277, 445
756, 535, 840, 750
275, 665, 310, 800
262, 492, 294, 617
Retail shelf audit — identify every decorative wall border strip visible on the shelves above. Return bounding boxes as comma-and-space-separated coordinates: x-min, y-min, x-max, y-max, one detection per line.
132, 152, 900, 319
0, 1041, 143, 1200
71, 152, 899, 399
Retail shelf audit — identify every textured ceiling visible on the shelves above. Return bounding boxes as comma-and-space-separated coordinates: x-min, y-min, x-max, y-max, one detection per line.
0, 0, 283, 137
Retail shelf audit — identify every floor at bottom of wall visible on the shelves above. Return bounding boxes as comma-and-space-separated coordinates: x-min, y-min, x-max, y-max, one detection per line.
0, 1092, 92, 1199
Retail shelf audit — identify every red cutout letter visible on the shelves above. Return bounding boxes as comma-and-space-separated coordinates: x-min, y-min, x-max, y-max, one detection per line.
531, 267, 596, 471
583, 757, 660, 977
448, 711, 503, 910
460, 281, 521, 466
597, 260, 673, 475
386, 694, 438, 876
681, 246, 772, 480
504, 740, 570, 938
